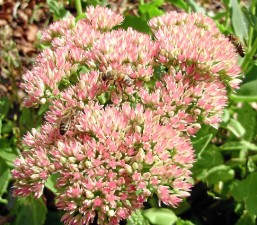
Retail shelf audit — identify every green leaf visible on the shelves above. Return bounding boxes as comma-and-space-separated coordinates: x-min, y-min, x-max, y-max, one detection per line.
0, 158, 11, 198
143, 208, 177, 225
139, 0, 164, 20
242, 6, 257, 31
38, 103, 50, 116
236, 212, 256, 225
186, 0, 205, 13
1, 120, 14, 134
0, 147, 18, 166
192, 134, 213, 157
192, 145, 224, 179
230, 0, 249, 41
225, 118, 245, 138
237, 79, 257, 96
45, 174, 58, 193
220, 140, 257, 151
231, 172, 257, 218
205, 165, 234, 185
237, 103, 257, 141
172, 200, 190, 215
19, 108, 37, 131
232, 79, 257, 102
167, 0, 189, 11
0, 96, 10, 119
13, 198, 47, 225
0, 139, 18, 166
127, 210, 150, 225
121, 15, 151, 33
46, 0, 71, 20
176, 218, 195, 225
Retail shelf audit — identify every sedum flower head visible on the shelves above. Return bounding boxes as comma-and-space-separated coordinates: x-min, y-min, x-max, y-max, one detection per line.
13, 6, 242, 225
149, 11, 241, 89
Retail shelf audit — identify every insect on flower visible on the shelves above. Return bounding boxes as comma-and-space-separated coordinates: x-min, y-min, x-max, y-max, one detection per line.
227, 34, 246, 57
102, 71, 133, 86
57, 108, 75, 135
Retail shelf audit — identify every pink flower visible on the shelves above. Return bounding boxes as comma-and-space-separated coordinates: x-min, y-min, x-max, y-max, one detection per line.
149, 11, 242, 89
84, 6, 124, 31
13, 7, 242, 225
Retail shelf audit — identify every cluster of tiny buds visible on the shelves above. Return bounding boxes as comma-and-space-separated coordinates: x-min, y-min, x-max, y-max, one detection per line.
12, 6, 241, 225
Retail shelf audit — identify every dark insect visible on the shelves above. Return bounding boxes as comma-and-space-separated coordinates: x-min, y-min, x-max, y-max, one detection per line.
122, 74, 133, 86
102, 71, 133, 86
57, 108, 74, 135
227, 34, 246, 57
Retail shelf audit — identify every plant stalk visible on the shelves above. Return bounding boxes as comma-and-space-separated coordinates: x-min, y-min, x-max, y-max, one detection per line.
75, 0, 83, 16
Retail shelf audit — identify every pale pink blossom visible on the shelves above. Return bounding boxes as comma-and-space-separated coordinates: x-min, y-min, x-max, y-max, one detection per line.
13, 7, 242, 225
85, 6, 124, 31
149, 11, 242, 89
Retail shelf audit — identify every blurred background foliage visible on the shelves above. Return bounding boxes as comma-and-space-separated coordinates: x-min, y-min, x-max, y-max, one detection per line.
0, 0, 257, 225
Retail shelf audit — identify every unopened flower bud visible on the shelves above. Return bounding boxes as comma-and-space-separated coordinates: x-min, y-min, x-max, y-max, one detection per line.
115, 152, 122, 160
60, 157, 67, 164
107, 210, 115, 217
68, 157, 76, 163
45, 90, 51, 96
40, 98, 46, 104
86, 190, 94, 199
132, 162, 139, 171
135, 125, 141, 133
135, 148, 145, 163
85, 161, 92, 168
125, 165, 133, 174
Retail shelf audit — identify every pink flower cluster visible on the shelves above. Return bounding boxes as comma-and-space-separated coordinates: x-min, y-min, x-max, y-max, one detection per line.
13, 6, 241, 225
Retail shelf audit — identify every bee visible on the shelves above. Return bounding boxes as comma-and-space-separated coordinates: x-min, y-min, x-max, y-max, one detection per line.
121, 74, 133, 86
57, 108, 75, 136
227, 34, 246, 58
102, 71, 134, 87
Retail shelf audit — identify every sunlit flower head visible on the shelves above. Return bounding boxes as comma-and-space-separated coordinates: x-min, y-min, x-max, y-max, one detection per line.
14, 7, 242, 225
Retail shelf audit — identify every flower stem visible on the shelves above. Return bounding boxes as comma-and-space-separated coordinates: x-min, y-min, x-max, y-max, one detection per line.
75, 0, 83, 17
248, 1, 256, 49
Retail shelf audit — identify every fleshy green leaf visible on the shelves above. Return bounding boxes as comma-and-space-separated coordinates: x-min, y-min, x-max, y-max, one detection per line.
13, 198, 47, 225
205, 165, 234, 184
230, 0, 249, 41
127, 210, 150, 225
0, 158, 11, 199
0, 96, 10, 119
225, 118, 245, 138
186, 0, 205, 13
122, 15, 151, 33
45, 174, 58, 193
19, 108, 37, 130
231, 172, 257, 218
242, 6, 257, 30
139, 0, 164, 20
237, 103, 257, 141
0, 147, 18, 164
232, 79, 257, 102
192, 134, 213, 157
143, 208, 177, 225
176, 218, 195, 225
167, 0, 189, 11
192, 145, 223, 180
236, 212, 256, 225
220, 140, 257, 151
